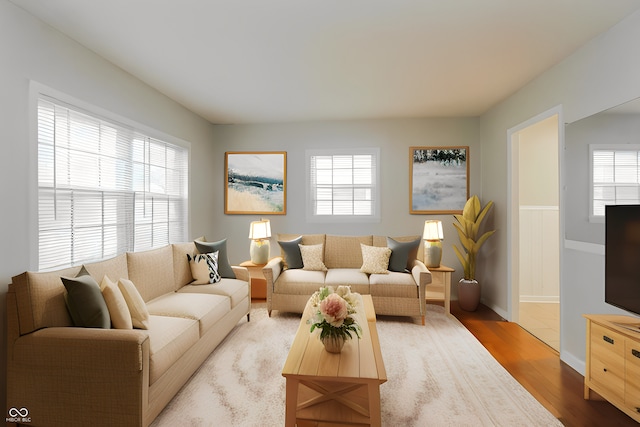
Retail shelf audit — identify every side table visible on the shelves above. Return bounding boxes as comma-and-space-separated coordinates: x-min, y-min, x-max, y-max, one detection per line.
426, 264, 454, 316
240, 260, 267, 300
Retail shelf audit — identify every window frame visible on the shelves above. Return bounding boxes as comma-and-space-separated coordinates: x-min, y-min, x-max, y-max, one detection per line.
31, 82, 190, 271
305, 147, 381, 223
589, 143, 640, 223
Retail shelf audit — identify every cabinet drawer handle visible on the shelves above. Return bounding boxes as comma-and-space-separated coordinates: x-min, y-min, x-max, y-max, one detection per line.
633, 349, 640, 359
603, 335, 614, 345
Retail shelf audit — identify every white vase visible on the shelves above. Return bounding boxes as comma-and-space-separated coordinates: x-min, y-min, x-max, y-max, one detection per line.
321, 335, 345, 353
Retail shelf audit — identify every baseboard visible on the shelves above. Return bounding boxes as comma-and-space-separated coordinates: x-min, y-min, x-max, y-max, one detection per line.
560, 349, 585, 377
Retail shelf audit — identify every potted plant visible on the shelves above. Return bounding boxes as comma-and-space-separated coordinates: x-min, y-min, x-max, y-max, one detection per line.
308, 286, 362, 353
452, 195, 496, 311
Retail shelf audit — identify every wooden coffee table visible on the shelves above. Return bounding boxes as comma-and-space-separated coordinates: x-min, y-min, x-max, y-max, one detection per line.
282, 294, 387, 426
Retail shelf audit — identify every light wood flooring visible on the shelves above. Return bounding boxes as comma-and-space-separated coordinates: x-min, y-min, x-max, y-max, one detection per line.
519, 301, 560, 352
451, 301, 637, 426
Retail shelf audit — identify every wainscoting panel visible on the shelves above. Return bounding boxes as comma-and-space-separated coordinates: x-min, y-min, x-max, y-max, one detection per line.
519, 206, 559, 302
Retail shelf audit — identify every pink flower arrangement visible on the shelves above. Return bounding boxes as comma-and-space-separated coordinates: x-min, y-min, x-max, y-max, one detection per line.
308, 286, 361, 340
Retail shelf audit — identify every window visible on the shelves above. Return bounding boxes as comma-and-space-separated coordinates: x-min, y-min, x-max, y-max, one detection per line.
307, 148, 380, 222
590, 144, 640, 221
38, 95, 188, 270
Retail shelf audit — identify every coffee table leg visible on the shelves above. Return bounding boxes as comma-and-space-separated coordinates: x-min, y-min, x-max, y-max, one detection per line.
368, 382, 382, 427
285, 377, 298, 427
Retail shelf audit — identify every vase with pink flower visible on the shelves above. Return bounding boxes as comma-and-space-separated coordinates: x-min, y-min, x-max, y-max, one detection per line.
308, 286, 362, 353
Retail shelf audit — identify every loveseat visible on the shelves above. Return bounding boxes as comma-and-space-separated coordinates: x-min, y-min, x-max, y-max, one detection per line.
263, 234, 432, 325
6, 240, 250, 427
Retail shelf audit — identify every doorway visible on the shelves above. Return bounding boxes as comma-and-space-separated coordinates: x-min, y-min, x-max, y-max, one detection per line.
508, 110, 561, 352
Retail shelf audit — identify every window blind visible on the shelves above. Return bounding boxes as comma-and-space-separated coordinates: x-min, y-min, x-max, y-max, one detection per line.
38, 96, 188, 270
592, 147, 640, 217
308, 150, 377, 217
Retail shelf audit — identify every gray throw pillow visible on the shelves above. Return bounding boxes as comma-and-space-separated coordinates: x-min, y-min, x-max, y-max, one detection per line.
195, 238, 236, 279
387, 237, 421, 272
61, 266, 111, 328
278, 236, 303, 269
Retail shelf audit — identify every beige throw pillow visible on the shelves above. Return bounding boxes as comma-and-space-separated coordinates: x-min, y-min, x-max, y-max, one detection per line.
117, 278, 150, 329
299, 244, 328, 271
360, 244, 391, 274
100, 275, 133, 329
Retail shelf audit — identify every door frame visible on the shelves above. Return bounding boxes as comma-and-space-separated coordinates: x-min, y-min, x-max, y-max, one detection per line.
506, 105, 564, 327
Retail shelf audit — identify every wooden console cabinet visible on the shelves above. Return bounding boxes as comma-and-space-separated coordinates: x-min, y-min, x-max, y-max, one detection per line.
584, 314, 640, 422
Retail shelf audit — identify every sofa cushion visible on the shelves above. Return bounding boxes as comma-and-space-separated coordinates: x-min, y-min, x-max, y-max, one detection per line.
300, 244, 328, 271
84, 253, 129, 283
146, 293, 230, 336
172, 242, 197, 288
11, 267, 80, 334
147, 315, 199, 385
187, 252, 221, 284
100, 275, 133, 329
274, 269, 326, 295
178, 278, 248, 308
325, 235, 372, 269
369, 272, 419, 298
127, 245, 175, 302
360, 244, 391, 274
387, 237, 421, 272
118, 278, 150, 329
195, 238, 236, 279
61, 266, 111, 329
277, 236, 303, 269
324, 269, 371, 295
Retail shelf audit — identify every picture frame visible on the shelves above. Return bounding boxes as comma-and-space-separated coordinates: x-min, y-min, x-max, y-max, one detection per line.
225, 151, 287, 215
409, 146, 469, 214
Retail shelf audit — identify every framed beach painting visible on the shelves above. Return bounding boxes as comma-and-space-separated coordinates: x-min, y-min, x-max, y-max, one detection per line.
225, 151, 287, 215
409, 146, 469, 214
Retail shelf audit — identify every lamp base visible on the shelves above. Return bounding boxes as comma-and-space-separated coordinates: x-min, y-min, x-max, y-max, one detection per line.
250, 239, 270, 264
424, 240, 442, 268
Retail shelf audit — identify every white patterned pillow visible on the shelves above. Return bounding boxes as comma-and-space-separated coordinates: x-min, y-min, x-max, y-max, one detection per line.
187, 252, 221, 284
299, 244, 328, 271
360, 244, 391, 274
117, 278, 150, 330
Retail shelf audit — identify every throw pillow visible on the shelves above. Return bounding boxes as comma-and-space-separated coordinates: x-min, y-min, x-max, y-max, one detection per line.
278, 236, 303, 269
194, 238, 236, 279
117, 278, 150, 330
61, 266, 111, 328
187, 252, 221, 284
100, 275, 133, 330
387, 237, 421, 272
299, 244, 328, 271
360, 244, 391, 274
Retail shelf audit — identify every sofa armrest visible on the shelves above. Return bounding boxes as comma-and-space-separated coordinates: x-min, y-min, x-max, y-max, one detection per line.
262, 257, 283, 314
8, 327, 150, 426
411, 260, 432, 313
232, 265, 250, 282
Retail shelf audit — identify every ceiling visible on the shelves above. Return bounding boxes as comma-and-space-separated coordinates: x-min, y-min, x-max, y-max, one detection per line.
10, 0, 640, 124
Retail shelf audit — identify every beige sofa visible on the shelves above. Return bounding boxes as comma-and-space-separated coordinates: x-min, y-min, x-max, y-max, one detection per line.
6, 242, 250, 427
263, 234, 432, 324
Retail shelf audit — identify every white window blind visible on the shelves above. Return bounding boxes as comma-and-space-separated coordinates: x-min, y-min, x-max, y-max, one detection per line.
38, 96, 188, 270
307, 148, 379, 221
591, 145, 640, 219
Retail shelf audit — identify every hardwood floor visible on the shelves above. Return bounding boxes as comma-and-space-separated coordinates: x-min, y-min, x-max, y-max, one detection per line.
451, 301, 637, 427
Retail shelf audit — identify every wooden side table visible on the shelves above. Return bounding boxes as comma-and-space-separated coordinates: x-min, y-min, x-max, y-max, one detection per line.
240, 260, 267, 300
426, 264, 454, 316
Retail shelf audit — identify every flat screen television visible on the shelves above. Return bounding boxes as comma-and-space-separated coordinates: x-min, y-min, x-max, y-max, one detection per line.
605, 204, 640, 322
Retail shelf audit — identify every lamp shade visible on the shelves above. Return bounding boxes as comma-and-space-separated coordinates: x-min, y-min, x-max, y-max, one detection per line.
249, 219, 271, 240
423, 220, 444, 241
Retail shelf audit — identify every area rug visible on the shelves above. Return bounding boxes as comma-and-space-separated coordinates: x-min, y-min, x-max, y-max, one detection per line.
151, 304, 562, 426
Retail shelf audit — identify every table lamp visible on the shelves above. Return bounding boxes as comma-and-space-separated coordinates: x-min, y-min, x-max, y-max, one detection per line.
249, 219, 271, 264
423, 220, 444, 268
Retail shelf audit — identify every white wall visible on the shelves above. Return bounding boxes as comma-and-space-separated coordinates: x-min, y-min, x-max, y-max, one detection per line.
211, 118, 480, 271
479, 9, 640, 372
0, 0, 218, 410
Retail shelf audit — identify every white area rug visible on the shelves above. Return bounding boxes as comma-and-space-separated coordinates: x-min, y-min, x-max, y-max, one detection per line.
151, 305, 562, 426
